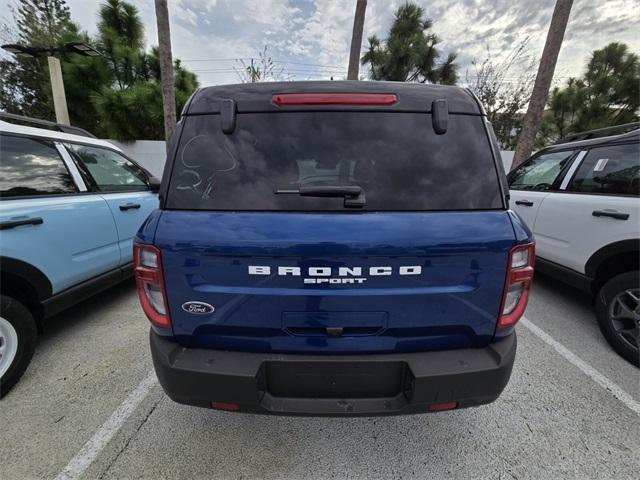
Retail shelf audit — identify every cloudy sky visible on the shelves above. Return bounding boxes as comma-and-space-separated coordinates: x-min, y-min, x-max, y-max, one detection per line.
1, 0, 639, 86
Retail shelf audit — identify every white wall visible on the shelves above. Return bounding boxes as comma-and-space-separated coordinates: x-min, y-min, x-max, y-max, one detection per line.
109, 139, 515, 179
500, 151, 514, 172
108, 139, 166, 178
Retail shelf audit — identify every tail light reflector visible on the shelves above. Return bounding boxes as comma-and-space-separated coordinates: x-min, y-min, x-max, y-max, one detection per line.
134, 243, 171, 329
272, 93, 397, 106
211, 401, 241, 411
428, 402, 458, 412
498, 243, 535, 329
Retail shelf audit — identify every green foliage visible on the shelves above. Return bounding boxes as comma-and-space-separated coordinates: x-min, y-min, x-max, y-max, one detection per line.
92, 82, 164, 141
361, 2, 458, 84
91, 50, 198, 141
540, 43, 639, 144
0, 0, 199, 140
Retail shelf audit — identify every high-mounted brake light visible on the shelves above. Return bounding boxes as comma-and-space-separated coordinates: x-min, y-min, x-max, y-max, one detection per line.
134, 243, 171, 329
272, 93, 397, 106
498, 243, 535, 329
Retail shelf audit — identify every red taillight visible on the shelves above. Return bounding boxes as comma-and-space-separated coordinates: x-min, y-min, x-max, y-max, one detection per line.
133, 243, 171, 329
211, 401, 241, 411
428, 402, 458, 412
498, 243, 535, 329
272, 93, 397, 106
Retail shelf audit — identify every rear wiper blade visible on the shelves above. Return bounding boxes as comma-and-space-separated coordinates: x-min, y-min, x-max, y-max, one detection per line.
276, 185, 361, 197
275, 185, 366, 207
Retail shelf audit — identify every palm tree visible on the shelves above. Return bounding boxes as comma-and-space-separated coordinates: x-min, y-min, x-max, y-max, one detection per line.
154, 0, 177, 143
361, 2, 458, 84
347, 0, 367, 80
511, 0, 573, 170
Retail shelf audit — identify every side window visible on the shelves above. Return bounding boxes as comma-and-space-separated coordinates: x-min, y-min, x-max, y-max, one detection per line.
68, 144, 149, 192
0, 134, 77, 198
567, 143, 639, 196
508, 150, 576, 191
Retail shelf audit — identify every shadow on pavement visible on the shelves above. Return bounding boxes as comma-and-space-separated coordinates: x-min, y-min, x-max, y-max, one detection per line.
531, 271, 593, 313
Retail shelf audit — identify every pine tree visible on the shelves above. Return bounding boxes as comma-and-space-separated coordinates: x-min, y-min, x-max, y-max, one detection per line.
361, 2, 458, 84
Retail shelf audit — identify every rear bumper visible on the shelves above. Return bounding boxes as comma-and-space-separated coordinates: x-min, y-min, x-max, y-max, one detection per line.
150, 330, 517, 416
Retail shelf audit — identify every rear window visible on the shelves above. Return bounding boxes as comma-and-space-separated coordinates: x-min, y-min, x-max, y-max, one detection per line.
166, 112, 503, 211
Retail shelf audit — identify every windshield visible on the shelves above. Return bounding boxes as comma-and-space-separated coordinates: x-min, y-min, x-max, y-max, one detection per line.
166, 112, 503, 211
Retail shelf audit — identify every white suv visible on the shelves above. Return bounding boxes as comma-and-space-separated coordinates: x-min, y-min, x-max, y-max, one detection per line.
508, 124, 639, 365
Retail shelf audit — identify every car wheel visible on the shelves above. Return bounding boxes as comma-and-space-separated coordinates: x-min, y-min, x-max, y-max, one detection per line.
0, 295, 38, 397
595, 271, 640, 367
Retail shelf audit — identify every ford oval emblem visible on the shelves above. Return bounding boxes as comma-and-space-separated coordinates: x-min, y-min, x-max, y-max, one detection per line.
181, 301, 215, 315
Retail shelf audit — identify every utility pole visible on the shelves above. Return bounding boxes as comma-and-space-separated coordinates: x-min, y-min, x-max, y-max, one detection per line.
347, 0, 367, 80
250, 58, 258, 82
154, 0, 177, 144
47, 56, 70, 124
511, 0, 573, 170
2, 42, 100, 125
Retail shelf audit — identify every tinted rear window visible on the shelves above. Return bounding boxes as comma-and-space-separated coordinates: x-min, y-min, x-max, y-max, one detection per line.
166, 112, 503, 211
0, 134, 77, 197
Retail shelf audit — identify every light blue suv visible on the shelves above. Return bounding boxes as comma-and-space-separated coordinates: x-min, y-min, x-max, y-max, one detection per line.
0, 116, 159, 396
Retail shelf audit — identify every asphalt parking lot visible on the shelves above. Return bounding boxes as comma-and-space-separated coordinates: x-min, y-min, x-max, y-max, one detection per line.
1, 274, 638, 480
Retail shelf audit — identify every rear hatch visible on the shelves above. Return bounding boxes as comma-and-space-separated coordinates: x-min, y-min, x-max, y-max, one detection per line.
156, 88, 516, 354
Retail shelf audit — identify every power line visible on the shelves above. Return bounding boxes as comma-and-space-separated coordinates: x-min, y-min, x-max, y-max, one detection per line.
191, 66, 347, 74
181, 57, 346, 70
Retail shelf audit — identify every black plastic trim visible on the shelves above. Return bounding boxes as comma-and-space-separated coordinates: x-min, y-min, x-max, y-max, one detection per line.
431, 99, 448, 134
0, 257, 53, 300
535, 257, 593, 293
41, 263, 133, 318
220, 99, 237, 134
584, 240, 640, 279
480, 118, 509, 209
158, 117, 186, 209
150, 330, 517, 416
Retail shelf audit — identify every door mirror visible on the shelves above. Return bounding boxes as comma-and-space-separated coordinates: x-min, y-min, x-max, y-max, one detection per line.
148, 176, 161, 193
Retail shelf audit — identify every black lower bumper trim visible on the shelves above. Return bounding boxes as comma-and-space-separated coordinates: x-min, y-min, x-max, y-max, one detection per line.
150, 330, 517, 416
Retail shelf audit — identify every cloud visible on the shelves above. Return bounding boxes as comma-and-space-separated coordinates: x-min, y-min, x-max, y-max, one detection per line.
1, 0, 638, 86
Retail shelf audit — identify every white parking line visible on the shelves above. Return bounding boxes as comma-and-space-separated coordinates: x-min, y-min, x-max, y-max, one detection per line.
54, 370, 159, 480
53, 319, 639, 480
520, 317, 640, 416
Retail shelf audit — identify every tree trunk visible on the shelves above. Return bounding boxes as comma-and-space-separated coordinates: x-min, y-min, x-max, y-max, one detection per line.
511, 0, 573, 170
347, 0, 367, 80
154, 0, 177, 146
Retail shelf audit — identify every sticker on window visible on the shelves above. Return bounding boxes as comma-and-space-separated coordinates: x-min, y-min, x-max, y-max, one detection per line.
593, 158, 609, 172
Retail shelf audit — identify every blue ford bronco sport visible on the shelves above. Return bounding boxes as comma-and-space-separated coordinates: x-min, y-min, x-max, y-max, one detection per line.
134, 81, 535, 416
